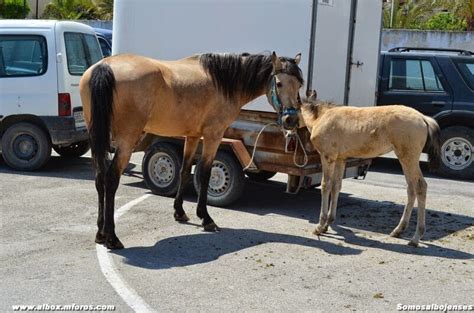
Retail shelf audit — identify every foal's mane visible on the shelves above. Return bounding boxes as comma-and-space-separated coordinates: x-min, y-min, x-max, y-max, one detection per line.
199, 53, 304, 100
302, 96, 340, 116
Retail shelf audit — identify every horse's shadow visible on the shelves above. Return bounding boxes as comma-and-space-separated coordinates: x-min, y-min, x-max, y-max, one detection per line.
112, 227, 362, 270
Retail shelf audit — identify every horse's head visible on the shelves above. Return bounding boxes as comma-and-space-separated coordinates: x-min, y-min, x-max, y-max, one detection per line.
266, 52, 304, 130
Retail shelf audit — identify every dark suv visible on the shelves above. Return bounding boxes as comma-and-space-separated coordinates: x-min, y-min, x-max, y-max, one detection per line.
378, 47, 474, 180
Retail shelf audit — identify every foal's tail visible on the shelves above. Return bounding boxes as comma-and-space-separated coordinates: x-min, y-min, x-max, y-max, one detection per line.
422, 115, 441, 171
88, 62, 116, 174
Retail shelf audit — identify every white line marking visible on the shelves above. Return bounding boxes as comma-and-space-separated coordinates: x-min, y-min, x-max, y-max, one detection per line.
96, 194, 155, 313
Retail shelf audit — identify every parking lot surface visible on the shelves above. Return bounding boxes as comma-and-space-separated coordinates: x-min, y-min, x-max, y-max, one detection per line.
1, 153, 473, 312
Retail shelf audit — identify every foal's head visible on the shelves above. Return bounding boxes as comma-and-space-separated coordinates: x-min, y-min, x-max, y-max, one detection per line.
267, 52, 304, 130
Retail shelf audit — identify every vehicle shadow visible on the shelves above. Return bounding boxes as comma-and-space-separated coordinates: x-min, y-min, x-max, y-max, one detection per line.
112, 227, 362, 270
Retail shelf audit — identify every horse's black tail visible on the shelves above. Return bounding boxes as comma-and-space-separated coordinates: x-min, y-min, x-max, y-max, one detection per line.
422, 115, 441, 171
88, 62, 115, 175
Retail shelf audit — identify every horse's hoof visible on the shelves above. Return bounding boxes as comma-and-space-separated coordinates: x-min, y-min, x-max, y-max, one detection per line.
390, 230, 401, 238
106, 237, 124, 250
95, 232, 106, 244
313, 224, 326, 235
407, 240, 419, 247
174, 213, 190, 222
203, 222, 220, 232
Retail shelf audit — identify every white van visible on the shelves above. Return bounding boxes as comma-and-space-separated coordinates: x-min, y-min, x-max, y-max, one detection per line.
0, 20, 102, 170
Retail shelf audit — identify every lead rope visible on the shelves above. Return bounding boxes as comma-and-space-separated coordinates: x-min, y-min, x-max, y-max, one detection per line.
243, 123, 308, 171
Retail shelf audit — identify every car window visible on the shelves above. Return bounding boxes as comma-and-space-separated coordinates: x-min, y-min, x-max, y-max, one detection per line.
97, 37, 112, 57
64, 32, 102, 76
454, 60, 474, 90
389, 58, 444, 92
0, 35, 47, 77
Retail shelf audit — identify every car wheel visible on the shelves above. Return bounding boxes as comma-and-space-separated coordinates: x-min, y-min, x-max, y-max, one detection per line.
245, 170, 277, 182
1, 122, 51, 171
193, 151, 245, 207
53, 140, 90, 158
142, 142, 183, 196
438, 126, 473, 180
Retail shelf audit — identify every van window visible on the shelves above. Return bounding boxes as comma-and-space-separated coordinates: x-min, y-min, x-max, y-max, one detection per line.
64, 32, 102, 76
0, 35, 47, 77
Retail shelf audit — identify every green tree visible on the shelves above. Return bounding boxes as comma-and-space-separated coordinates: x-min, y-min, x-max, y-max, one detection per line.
441, 0, 474, 31
41, 0, 98, 20
96, 0, 113, 20
423, 12, 467, 30
0, 0, 30, 18
383, 0, 438, 29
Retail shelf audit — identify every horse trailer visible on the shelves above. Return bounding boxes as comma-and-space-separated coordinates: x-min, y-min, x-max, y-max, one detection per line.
113, 0, 383, 206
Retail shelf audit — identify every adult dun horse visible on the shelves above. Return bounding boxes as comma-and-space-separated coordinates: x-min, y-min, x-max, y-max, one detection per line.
298, 91, 441, 247
80, 52, 304, 249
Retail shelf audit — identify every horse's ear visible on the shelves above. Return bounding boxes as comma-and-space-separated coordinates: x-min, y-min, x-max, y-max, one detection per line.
294, 53, 301, 65
271, 51, 282, 71
307, 89, 317, 100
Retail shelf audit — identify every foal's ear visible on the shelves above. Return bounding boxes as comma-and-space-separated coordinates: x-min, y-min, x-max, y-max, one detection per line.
294, 53, 301, 65
307, 89, 317, 100
271, 51, 283, 71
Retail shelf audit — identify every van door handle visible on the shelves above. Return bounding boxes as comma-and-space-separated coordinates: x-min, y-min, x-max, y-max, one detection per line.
431, 101, 446, 107
71, 83, 79, 87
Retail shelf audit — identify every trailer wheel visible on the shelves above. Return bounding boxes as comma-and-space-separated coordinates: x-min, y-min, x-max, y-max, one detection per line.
245, 170, 277, 182
193, 151, 245, 207
1, 122, 51, 171
142, 142, 182, 196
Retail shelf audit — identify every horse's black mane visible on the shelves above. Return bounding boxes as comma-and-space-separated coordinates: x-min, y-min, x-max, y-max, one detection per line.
199, 53, 304, 100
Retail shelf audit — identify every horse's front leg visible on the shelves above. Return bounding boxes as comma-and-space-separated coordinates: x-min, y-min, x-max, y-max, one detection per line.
326, 160, 345, 227
314, 158, 335, 235
173, 137, 200, 222
195, 136, 222, 231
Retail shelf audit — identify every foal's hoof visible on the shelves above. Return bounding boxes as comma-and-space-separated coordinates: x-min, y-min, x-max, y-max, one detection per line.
407, 240, 419, 247
174, 213, 190, 223
203, 222, 220, 232
390, 230, 401, 238
95, 232, 106, 244
313, 224, 327, 235
106, 237, 124, 250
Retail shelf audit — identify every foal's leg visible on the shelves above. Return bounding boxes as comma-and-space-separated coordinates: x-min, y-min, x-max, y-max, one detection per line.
103, 147, 134, 249
196, 136, 221, 231
313, 158, 335, 235
409, 174, 427, 247
94, 171, 106, 244
326, 160, 346, 228
173, 136, 200, 222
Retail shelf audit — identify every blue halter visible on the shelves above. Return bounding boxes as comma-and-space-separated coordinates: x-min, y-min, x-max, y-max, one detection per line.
270, 75, 298, 125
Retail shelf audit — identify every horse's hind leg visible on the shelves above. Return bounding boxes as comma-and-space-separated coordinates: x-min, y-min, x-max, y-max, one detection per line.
326, 160, 345, 227
94, 171, 106, 244
103, 146, 134, 249
173, 137, 200, 222
409, 175, 427, 247
196, 135, 221, 231
314, 157, 335, 235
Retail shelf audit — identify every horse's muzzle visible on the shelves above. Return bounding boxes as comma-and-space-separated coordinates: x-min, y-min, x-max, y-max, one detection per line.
282, 113, 299, 130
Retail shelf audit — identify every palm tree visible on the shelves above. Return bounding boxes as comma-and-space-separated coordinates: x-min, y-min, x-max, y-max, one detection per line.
96, 0, 113, 20
442, 0, 474, 30
42, 0, 98, 20
384, 0, 440, 29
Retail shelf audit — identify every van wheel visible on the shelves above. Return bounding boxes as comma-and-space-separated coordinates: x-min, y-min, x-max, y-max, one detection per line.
1, 122, 51, 171
438, 126, 473, 180
53, 140, 90, 158
246, 170, 277, 181
142, 142, 182, 196
193, 151, 245, 207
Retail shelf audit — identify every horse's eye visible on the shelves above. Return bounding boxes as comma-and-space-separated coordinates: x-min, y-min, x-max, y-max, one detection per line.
276, 82, 283, 88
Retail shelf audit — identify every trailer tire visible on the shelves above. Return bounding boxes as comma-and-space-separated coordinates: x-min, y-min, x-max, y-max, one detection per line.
1, 122, 51, 171
143, 142, 182, 197
246, 170, 277, 181
193, 151, 245, 207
